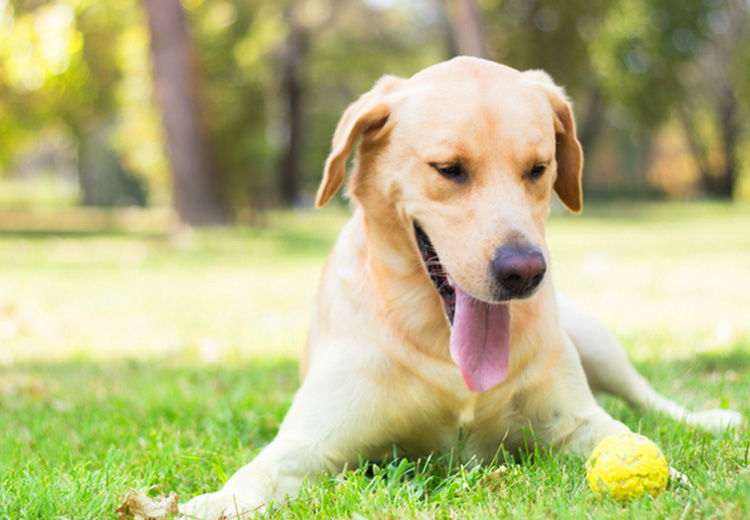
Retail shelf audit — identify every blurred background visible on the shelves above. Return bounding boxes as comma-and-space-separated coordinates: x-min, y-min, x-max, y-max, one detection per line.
1, 0, 749, 220
0, 0, 748, 365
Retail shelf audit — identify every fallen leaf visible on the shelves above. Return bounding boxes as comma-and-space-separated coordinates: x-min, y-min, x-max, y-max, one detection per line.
115, 488, 179, 520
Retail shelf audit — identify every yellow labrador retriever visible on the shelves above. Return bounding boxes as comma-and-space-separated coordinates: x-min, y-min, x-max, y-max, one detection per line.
181, 57, 741, 518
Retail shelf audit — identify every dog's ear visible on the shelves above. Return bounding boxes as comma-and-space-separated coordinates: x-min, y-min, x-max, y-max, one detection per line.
523, 70, 583, 213
315, 75, 403, 208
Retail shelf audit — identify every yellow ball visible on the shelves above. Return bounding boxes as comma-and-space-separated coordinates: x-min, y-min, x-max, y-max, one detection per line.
585, 433, 669, 501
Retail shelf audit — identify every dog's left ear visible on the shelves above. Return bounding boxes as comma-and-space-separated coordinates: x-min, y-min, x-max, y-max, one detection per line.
523, 70, 583, 213
315, 75, 403, 208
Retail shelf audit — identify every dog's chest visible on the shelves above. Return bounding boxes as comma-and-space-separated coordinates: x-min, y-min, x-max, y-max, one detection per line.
402, 387, 527, 460
458, 393, 479, 425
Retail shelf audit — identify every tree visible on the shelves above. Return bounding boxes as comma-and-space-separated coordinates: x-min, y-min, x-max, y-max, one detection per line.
277, 3, 310, 207
143, 0, 231, 225
0, 0, 154, 206
275, 0, 341, 207
677, 0, 748, 198
444, 0, 487, 58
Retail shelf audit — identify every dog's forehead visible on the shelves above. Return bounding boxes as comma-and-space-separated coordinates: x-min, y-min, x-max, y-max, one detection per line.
392, 62, 553, 155
409, 56, 522, 85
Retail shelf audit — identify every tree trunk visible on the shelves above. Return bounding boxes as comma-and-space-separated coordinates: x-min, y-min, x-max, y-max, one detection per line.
444, 0, 487, 58
578, 85, 604, 155
713, 85, 740, 199
143, 0, 231, 225
678, 91, 740, 199
277, 8, 308, 207
577, 84, 605, 192
676, 102, 714, 194
677, 0, 747, 199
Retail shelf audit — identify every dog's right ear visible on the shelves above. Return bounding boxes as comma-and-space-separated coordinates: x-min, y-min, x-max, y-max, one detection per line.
315, 75, 403, 208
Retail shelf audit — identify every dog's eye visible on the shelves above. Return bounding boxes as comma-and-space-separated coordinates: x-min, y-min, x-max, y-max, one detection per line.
528, 164, 547, 180
430, 163, 466, 182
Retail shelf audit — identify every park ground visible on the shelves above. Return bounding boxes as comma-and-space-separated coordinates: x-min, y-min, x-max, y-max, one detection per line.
1, 201, 749, 519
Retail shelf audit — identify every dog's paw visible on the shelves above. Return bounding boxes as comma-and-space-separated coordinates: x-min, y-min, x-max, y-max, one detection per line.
179, 491, 266, 520
178, 491, 229, 520
686, 409, 744, 433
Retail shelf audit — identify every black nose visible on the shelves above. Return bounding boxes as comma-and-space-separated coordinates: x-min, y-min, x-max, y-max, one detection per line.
492, 244, 546, 298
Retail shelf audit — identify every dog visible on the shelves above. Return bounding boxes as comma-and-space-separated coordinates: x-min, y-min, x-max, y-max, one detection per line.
180, 57, 742, 519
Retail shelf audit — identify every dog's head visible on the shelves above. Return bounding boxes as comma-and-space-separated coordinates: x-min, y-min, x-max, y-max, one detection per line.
316, 58, 583, 391
317, 57, 582, 304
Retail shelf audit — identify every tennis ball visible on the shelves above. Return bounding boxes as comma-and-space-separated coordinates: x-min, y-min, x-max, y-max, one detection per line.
585, 432, 669, 501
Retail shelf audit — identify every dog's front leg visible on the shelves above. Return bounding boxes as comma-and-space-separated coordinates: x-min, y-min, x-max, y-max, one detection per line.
549, 404, 630, 458
523, 339, 631, 458
180, 370, 385, 519
524, 336, 691, 487
535, 397, 692, 487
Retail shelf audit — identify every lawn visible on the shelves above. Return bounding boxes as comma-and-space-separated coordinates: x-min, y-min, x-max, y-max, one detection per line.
1, 202, 749, 519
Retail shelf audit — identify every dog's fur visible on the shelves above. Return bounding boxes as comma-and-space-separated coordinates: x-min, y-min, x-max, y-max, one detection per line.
181, 57, 741, 519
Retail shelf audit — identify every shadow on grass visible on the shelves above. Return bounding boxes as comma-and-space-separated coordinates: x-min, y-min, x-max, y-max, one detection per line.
0, 357, 301, 396
0, 359, 299, 425
3, 346, 747, 408
554, 199, 750, 222
633, 345, 750, 378
0, 207, 339, 259
3, 348, 746, 434
684, 348, 750, 373
231, 227, 336, 256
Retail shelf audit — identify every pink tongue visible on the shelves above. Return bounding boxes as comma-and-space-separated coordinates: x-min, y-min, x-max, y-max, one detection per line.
449, 286, 510, 392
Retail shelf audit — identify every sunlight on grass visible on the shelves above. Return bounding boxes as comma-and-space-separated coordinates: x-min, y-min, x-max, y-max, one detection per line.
1, 201, 748, 519
0, 202, 747, 365
549, 201, 750, 361
0, 207, 348, 363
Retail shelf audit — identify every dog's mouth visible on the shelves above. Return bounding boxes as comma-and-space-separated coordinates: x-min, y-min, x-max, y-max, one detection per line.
413, 221, 511, 393
414, 222, 456, 323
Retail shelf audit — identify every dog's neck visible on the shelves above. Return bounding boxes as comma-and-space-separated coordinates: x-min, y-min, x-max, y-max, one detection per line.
356, 202, 453, 359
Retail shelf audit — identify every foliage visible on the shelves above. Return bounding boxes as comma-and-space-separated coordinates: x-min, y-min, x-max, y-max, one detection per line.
0, 0, 748, 208
183, 0, 283, 210
590, 0, 713, 127
0, 0, 165, 203
479, 0, 612, 95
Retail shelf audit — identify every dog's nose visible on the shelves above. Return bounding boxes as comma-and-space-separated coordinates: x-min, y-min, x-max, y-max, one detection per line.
492, 244, 546, 298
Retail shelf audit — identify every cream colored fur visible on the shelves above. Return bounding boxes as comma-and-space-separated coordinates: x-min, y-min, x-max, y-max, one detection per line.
180, 57, 741, 519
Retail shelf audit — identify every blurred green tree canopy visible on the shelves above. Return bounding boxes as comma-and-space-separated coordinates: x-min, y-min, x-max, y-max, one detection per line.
0, 0, 748, 221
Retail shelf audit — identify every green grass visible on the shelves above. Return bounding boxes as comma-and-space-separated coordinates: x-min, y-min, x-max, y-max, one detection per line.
1, 201, 749, 519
